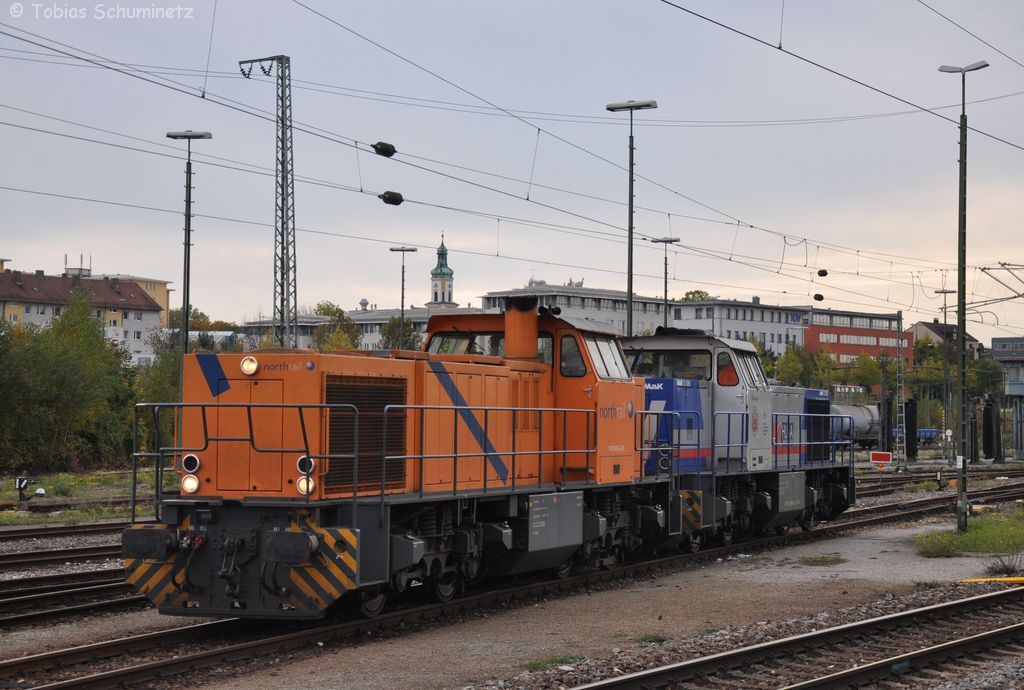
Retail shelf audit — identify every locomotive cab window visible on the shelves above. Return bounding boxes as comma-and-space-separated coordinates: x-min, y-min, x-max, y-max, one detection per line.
584, 335, 631, 380
559, 335, 586, 377
427, 331, 553, 364
716, 352, 740, 387
630, 350, 710, 380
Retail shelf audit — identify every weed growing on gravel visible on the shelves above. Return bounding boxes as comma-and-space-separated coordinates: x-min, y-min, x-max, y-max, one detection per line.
915, 581, 940, 590
797, 553, 846, 567
985, 550, 1024, 576
915, 510, 1024, 558
636, 634, 668, 644
523, 654, 585, 671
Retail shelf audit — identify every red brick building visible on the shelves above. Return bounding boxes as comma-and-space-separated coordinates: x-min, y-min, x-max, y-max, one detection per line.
804, 309, 914, 368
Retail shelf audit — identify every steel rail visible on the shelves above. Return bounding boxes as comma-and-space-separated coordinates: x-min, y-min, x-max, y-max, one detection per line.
0, 545, 121, 570
0, 568, 123, 596
573, 587, 1024, 689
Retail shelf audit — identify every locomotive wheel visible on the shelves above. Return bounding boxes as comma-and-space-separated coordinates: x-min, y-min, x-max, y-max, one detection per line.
356, 588, 388, 618
430, 574, 459, 603
685, 532, 703, 553
800, 513, 819, 532
718, 526, 734, 546
554, 556, 574, 580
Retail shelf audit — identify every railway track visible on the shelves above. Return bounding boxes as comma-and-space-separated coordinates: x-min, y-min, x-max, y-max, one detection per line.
6, 485, 1024, 688
0, 544, 122, 571
0, 568, 139, 627
0, 521, 140, 542
573, 587, 1024, 689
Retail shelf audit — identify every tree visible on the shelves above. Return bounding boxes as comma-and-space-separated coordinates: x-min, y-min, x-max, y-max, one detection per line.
678, 289, 710, 302
810, 350, 836, 389
313, 300, 362, 350
776, 346, 804, 385
850, 353, 881, 390
168, 305, 211, 331
321, 326, 355, 351
379, 317, 423, 351
207, 320, 238, 332
968, 357, 1004, 399
0, 292, 136, 473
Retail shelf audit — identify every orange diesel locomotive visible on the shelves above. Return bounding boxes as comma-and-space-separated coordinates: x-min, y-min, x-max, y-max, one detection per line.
123, 298, 656, 618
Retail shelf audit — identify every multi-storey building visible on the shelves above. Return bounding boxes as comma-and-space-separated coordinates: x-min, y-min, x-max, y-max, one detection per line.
482, 279, 667, 336
668, 296, 809, 354
0, 268, 164, 365
908, 319, 981, 360
805, 309, 913, 367
94, 273, 173, 327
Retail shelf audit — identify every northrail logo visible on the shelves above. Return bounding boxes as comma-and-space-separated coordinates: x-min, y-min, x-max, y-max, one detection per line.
262, 362, 303, 372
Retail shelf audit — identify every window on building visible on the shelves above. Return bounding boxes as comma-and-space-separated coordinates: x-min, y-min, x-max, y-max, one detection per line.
706, 307, 714, 320
134, 331, 142, 340
9, 315, 16, 323
726, 330, 732, 338
134, 311, 142, 320
95, 309, 102, 318
833, 315, 851, 327
53, 306, 61, 316
819, 332, 838, 344
673, 308, 681, 320
110, 307, 118, 313
852, 316, 870, 328
759, 310, 764, 321
770, 333, 775, 343
109, 320, 117, 327
813, 312, 829, 326
123, 330, 129, 340
695, 308, 703, 319
24, 305, 32, 315
760, 332, 766, 343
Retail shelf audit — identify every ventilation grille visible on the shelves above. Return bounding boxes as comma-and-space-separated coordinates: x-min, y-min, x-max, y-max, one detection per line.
325, 375, 407, 494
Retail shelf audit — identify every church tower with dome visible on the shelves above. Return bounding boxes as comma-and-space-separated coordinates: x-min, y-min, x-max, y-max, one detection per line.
426, 235, 455, 306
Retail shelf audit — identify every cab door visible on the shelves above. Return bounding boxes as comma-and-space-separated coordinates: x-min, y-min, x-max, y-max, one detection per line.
215, 378, 283, 492
712, 350, 746, 467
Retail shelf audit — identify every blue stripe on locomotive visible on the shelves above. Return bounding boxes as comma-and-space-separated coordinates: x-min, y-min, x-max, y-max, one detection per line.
643, 377, 705, 474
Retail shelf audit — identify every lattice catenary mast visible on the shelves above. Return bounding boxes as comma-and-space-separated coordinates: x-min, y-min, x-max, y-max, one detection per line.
240, 54, 297, 348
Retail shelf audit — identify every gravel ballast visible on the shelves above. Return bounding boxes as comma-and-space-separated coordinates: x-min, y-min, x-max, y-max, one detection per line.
195, 520, 1008, 690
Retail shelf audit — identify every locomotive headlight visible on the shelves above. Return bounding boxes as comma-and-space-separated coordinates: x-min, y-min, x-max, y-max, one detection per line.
240, 356, 259, 376
296, 456, 315, 475
181, 454, 201, 474
296, 475, 315, 495
181, 474, 200, 494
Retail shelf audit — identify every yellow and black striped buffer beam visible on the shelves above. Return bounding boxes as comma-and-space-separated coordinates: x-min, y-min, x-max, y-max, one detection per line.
678, 490, 702, 536
123, 517, 190, 609
286, 516, 359, 613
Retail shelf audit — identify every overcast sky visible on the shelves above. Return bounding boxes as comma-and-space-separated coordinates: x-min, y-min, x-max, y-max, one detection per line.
2, 1, 1023, 344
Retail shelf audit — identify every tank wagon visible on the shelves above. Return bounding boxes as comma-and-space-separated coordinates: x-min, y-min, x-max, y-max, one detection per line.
122, 302, 853, 619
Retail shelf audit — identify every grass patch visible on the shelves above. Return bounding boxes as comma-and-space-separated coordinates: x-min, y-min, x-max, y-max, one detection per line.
523, 654, 585, 671
915, 581, 941, 590
797, 553, 846, 567
904, 480, 941, 493
1, 468, 175, 503
915, 509, 1024, 558
637, 634, 668, 644
0, 504, 138, 526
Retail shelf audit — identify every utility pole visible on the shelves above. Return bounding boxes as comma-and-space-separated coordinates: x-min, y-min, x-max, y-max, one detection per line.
389, 246, 417, 349
939, 59, 988, 532
240, 55, 298, 348
650, 237, 680, 328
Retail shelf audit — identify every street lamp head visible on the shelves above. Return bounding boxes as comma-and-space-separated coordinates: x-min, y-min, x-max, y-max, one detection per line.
389, 246, 417, 253
938, 60, 989, 74
606, 100, 658, 112
166, 131, 213, 140
649, 237, 681, 245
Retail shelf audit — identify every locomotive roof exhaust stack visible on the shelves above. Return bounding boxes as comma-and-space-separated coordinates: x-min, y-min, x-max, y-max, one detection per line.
504, 296, 539, 360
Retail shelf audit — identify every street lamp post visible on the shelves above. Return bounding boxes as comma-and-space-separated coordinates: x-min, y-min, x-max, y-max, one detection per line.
606, 99, 657, 336
389, 246, 417, 349
166, 130, 212, 382
935, 288, 956, 463
939, 59, 988, 532
649, 237, 680, 328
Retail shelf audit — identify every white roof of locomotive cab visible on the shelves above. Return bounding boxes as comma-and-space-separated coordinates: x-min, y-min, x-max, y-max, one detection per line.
619, 329, 758, 354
